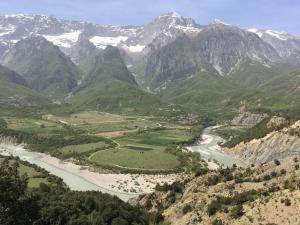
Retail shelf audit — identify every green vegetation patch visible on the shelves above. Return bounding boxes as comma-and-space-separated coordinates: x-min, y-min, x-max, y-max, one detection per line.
90, 147, 180, 170
4, 117, 64, 137
89, 128, 192, 170
59, 141, 108, 156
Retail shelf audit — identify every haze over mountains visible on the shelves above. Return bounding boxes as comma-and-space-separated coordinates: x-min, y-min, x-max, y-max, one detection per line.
0, 12, 299, 117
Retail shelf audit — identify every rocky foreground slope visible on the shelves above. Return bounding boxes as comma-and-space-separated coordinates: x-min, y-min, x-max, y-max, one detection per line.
225, 120, 300, 165
135, 157, 300, 225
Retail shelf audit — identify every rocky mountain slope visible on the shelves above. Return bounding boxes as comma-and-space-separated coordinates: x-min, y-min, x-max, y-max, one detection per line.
1, 36, 81, 99
0, 64, 27, 86
70, 46, 169, 115
0, 12, 202, 61
224, 120, 300, 165
145, 21, 281, 89
136, 156, 300, 225
248, 28, 300, 65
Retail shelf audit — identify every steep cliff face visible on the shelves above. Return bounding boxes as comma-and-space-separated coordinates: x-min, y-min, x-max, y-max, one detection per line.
231, 112, 268, 127
225, 120, 300, 165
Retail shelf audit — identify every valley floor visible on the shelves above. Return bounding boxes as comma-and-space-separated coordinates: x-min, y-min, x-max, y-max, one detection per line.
0, 143, 179, 196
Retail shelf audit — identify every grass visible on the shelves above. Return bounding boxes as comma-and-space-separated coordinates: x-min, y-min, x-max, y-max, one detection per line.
90, 148, 180, 170
43, 111, 186, 135
89, 128, 192, 170
58, 141, 107, 156
3, 117, 64, 137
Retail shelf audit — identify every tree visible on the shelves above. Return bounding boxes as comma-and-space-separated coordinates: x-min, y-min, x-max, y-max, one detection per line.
0, 159, 39, 225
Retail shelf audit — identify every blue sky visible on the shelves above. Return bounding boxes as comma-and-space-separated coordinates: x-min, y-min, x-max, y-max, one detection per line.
1, 0, 299, 35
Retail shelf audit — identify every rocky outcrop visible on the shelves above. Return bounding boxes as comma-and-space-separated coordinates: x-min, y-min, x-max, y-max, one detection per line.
226, 120, 300, 165
137, 157, 300, 225
231, 112, 268, 127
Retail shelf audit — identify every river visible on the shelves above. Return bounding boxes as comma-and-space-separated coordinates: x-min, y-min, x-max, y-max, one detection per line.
0, 144, 139, 201
189, 126, 247, 167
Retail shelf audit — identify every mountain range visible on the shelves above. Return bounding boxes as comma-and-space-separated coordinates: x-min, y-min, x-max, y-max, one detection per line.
0, 12, 299, 118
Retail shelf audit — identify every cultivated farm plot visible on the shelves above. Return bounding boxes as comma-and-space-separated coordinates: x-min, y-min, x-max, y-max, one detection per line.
43, 110, 183, 136
58, 141, 108, 156
3, 117, 64, 137
89, 129, 192, 170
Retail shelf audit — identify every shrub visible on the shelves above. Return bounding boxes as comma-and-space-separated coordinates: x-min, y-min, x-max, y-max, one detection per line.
212, 219, 224, 225
207, 200, 221, 216
280, 169, 286, 175
194, 167, 209, 177
182, 204, 192, 214
263, 174, 271, 181
230, 204, 244, 219
274, 159, 281, 166
294, 157, 299, 163
271, 171, 277, 178
284, 198, 291, 206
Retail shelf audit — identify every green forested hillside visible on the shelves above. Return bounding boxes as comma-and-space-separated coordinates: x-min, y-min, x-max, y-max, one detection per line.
0, 158, 150, 225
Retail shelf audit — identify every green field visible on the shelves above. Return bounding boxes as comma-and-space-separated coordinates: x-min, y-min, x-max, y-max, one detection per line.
4, 117, 64, 137
1, 111, 194, 171
43, 111, 186, 135
90, 148, 180, 170
58, 141, 108, 156
89, 129, 192, 170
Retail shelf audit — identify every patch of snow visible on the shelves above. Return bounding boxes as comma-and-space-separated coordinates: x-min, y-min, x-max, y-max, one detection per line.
174, 25, 202, 33
0, 25, 15, 37
248, 28, 263, 38
159, 11, 182, 19
265, 30, 288, 41
122, 44, 146, 53
43, 30, 81, 48
213, 64, 224, 76
4, 14, 34, 20
126, 64, 133, 68
212, 19, 231, 26
89, 36, 128, 49
10, 40, 19, 44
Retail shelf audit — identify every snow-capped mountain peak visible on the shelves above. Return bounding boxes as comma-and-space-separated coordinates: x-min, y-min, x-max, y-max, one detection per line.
248, 28, 263, 38
211, 18, 231, 26
248, 28, 293, 41
158, 11, 183, 19
3, 14, 35, 20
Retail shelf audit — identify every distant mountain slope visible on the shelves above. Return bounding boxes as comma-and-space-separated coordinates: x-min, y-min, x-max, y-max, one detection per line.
79, 46, 137, 87
248, 29, 300, 65
1, 36, 82, 99
160, 65, 300, 119
71, 46, 168, 115
0, 64, 27, 86
145, 21, 280, 89
0, 12, 203, 61
0, 80, 50, 116
160, 72, 237, 118
66, 39, 101, 74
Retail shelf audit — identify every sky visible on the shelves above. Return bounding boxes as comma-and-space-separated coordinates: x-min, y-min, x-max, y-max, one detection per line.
0, 0, 299, 35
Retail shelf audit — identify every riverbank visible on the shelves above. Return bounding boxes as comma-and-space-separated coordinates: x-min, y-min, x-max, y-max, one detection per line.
39, 153, 178, 194
0, 143, 178, 200
188, 126, 247, 168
